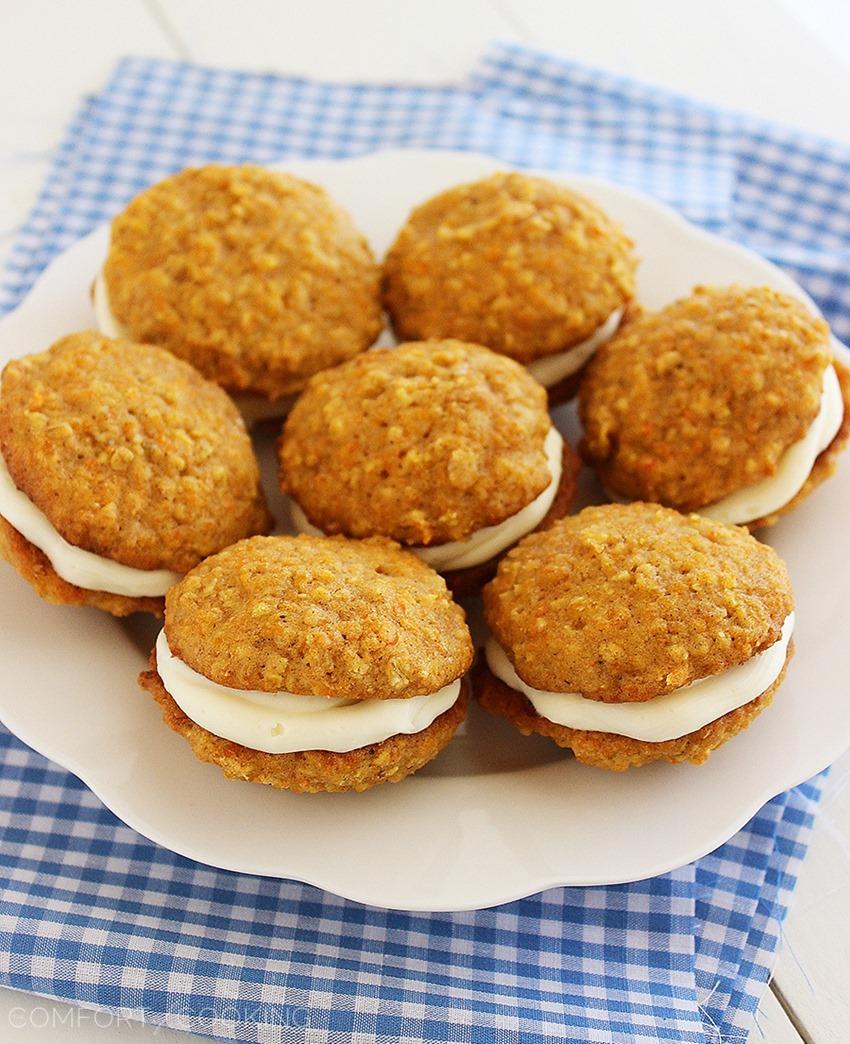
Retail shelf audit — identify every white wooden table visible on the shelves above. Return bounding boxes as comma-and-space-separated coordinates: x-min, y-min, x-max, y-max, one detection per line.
1, 2, 849, 1040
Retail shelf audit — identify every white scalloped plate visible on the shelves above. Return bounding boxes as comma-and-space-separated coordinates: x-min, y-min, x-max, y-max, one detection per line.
0, 149, 848, 912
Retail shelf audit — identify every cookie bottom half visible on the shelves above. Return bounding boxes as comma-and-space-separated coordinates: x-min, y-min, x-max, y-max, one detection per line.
0, 515, 164, 617
474, 647, 792, 771
140, 654, 469, 793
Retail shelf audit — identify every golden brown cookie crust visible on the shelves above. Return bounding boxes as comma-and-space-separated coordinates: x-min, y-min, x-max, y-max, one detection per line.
483, 503, 793, 702
443, 441, 581, 596
0, 332, 272, 572
279, 340, 553, 544
0, 516, 163, 617
475, 652, 789, 771
749, 356, 850, 528
140, 657, 468, 793
165, 534, 473, 698
104, 164, 382, 398
382, 173, 636, 363
579, 285, 832, 509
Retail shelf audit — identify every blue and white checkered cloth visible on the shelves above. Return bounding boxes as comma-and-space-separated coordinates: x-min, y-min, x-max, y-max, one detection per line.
1, 42, 848, 1043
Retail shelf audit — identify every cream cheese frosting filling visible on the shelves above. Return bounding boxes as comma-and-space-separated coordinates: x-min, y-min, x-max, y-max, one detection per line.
526, 308, 623, 388
155, 629, 461, 754
94, 271, 289, 426
0, 449, 180, 597
701, 364, 843, 525
290, 426, 564, 571
485, 612, 794, 743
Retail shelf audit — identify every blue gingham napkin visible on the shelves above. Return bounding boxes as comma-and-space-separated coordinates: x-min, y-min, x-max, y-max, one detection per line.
1, 42, 848, 1043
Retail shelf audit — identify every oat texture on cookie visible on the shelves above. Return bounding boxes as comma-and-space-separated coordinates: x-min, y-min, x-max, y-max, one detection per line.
383, 172, 636, 361
104, 164, 383, 398
0, 331, 271, 573
279, 340, 554, 545
165, 534, 474, 699
580, 285, 832, 509
483, 502, 794, 703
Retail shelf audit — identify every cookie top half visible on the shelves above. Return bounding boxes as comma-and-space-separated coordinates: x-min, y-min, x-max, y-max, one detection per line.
0, 332, 270, 573
483, 503, 793, 703
165, 535, 474, 699
279, 340, 553, 545
579, 285, 831, 508
382, 172, 636, 362
103, 164, 383, 398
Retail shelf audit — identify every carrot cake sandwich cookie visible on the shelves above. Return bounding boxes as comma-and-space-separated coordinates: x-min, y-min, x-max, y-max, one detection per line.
580, 285, 850, 527
477, 503, 795, 771
0, 331, 272, 616
93, 164, 383, 422
382, 172, 637, 403
139, 534, 473, 793
278, 339, 580, 595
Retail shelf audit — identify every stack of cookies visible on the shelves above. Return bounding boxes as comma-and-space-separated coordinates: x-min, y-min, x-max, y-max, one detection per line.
1, 162, 846, 791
